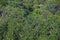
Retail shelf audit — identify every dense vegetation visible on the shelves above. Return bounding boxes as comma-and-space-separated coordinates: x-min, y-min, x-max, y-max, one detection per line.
0, 0, 60, 40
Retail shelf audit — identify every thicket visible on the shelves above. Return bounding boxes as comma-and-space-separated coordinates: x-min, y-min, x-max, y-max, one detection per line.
0, 0, 60, 40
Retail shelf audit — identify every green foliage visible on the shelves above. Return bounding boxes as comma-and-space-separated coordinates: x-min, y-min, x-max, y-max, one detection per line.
0, 0, 60, 40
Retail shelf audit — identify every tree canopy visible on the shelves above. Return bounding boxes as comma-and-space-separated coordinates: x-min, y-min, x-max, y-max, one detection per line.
0, 0, 60, 40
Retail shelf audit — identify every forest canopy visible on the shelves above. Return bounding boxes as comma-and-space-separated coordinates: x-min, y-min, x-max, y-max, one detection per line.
0, 0, 60, 40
